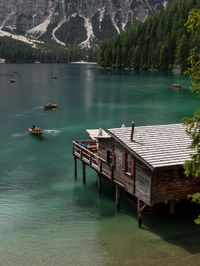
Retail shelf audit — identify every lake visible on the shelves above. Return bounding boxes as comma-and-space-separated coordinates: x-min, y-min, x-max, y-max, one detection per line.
0, 64, 200, 265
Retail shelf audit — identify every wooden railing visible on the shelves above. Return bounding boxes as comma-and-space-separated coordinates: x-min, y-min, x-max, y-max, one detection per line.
73, 140, 112, 179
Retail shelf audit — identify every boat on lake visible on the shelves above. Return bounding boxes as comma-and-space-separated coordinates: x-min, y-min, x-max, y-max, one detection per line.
170, 84, 182, 88
51, 76, 58, 79
10, 79, 16, 83
28, 126, 43, 136
44, 103, 58, 110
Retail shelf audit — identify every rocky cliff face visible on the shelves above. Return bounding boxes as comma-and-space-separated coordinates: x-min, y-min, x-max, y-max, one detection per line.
0, 0, 173, 48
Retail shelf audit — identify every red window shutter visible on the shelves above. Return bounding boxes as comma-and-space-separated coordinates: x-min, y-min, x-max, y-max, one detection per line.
131, 156, 135, 176
122, 152, 126, 171
111, 152, 115, 166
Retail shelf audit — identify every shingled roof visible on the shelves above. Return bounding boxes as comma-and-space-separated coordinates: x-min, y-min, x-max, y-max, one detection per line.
108, 124, 194, 169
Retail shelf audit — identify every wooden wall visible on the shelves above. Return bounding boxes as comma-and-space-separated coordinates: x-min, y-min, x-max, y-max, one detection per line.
152, 168, 200, 204
98, 138, 152, 205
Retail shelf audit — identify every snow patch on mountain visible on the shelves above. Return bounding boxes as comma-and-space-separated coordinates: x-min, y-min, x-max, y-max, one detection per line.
52, 21, 66, 46
0, 29, 43, 47
79, 17, 95, 48
111, 14, 120, 34
27, 8, 55, 38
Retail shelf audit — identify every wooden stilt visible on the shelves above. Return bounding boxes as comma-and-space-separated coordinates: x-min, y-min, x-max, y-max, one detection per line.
169, 201, 175, 214
74, 156, 77, 180
137, 199, 142, 228
82, 162, 86, 184
98, 173, 102, 195
115, 185, 120, 211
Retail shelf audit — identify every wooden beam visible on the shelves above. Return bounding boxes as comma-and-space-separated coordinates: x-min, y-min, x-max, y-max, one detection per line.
115, 185, 120, 211
137, 199, 142, 228
169, 200, 175, 214
98, 173, 102, 195
82, 162, 86, 184
74, 156, 77, 180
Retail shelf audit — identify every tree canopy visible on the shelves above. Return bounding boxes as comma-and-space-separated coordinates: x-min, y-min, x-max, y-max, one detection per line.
183, 8, 200, 225
97, 0, 200, 72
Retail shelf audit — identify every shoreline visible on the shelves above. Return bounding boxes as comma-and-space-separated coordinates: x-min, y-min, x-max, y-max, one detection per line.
69, 61, 97, 64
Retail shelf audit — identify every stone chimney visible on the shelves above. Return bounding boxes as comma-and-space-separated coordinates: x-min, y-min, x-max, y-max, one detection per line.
130, 121, 135, 141
98, 128, 103, 136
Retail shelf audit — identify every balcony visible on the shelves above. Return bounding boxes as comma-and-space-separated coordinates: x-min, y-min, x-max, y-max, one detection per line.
72, 140, 113, 179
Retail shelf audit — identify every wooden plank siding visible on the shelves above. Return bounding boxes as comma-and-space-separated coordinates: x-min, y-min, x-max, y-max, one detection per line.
97, 138, 152, 205
152, 168, 200, 204
135, 160, 152, 205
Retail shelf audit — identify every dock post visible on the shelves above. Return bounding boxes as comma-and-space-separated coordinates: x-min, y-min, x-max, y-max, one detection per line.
169, 200, 175, 215
137, 199, 142, 228
115, 185, 120, 211
82, 162, 86, 184
98, 173, 102, 195
74, 156, 77, 180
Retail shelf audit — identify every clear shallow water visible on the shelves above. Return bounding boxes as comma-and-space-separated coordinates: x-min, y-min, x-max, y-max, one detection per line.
0, 64, 200, 266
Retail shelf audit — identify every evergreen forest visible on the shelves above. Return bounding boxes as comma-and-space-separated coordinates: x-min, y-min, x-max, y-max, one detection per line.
97, 0, 200, 71
0, 36, 97, 63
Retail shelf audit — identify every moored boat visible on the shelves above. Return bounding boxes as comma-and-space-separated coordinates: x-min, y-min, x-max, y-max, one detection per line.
28, 126, 43, 136
44, 103, 58, 110
170, 84, 182, 88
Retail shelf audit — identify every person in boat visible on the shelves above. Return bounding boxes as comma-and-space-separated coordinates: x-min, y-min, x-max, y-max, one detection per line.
32, 125, 35, 129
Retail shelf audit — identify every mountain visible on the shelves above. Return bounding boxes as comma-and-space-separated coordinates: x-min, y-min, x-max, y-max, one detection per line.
0, 0, 173, 49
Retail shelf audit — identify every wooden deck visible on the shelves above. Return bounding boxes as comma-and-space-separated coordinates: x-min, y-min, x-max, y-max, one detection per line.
73, 140, 113, 180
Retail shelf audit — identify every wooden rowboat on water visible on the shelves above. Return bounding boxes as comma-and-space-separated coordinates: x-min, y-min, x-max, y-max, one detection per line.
44, 103, 58, 110
170, 84, 182, 88
28, 126, 43, 136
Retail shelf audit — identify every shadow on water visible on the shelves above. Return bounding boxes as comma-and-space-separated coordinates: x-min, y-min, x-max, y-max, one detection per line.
143, 201, 200, 254
73, 179, 116, 218
72, 176, 200, 255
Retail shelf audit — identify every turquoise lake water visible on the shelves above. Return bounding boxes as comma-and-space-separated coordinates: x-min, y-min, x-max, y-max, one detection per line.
0, 64, 200, 265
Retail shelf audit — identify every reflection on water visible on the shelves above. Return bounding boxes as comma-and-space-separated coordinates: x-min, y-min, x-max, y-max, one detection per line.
0, 64, 200, 265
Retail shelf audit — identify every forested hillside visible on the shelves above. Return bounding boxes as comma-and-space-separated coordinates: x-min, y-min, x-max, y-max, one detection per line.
97, 0, 200, 71
0, 37, 96, 63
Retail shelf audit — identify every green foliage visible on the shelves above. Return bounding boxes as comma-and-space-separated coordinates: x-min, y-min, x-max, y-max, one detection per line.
185, 8, 200, 32
183, 108, 200, 177
188, 193, 200, 224
183, 8, 200, 225
97, 0, 200, 71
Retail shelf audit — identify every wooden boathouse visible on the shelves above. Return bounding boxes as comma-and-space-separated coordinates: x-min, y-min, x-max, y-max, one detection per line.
72, 123, 200, 227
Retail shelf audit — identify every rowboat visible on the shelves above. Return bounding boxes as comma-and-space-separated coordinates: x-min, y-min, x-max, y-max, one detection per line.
28, 126, 43, 136
170, 84, 182, 88
44, 103, 58, 110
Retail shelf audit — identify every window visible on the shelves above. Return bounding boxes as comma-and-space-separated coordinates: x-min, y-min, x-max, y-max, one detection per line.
122, 151, 135, 177
107, 150, 112, 165
107, 150, 115, 167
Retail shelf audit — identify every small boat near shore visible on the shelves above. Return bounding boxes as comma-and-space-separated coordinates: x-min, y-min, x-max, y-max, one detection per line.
44, 103, 58, 110
28, 126, 43, 136
170, 84, 182, 88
